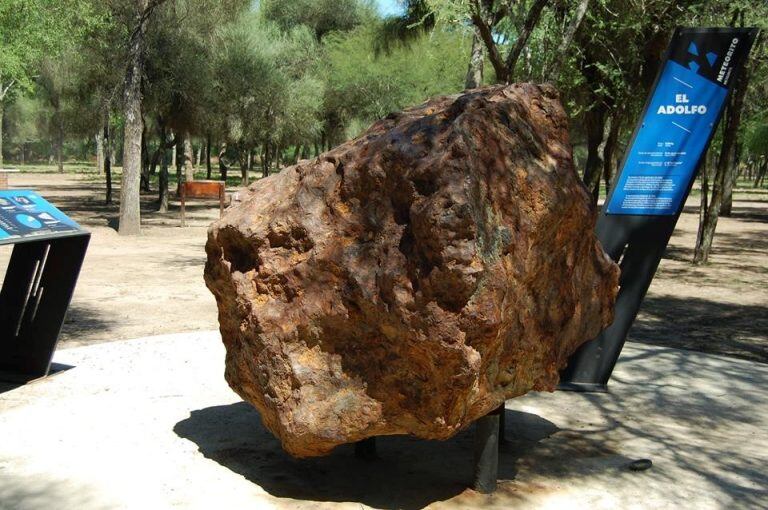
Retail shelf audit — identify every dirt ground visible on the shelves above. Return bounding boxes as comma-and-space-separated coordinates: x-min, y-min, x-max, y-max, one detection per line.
1, 169, 766, 363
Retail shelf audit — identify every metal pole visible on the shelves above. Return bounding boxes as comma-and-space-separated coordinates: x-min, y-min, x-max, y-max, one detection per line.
473, 407, 500, 493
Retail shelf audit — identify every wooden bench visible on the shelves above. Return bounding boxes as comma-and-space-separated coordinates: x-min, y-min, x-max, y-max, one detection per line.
180, 180, 226, 227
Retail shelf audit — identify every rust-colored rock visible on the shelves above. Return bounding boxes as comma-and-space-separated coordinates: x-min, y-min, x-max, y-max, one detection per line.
204, 84, 619, 457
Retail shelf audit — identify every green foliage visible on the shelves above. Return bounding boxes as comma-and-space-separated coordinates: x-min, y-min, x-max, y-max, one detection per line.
374, 0, 436, 55
212, 15, 325, 153
143, 0, 250, 134
324, 24, 471, 138
261, 0, 376, 40
0, 0, 99, 97
746, 121, 768, 157
3, 0, 767, 182
4, 96, 44, 150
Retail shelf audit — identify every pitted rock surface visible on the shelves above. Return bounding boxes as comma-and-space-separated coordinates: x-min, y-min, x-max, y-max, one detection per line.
204, 84, 619, 457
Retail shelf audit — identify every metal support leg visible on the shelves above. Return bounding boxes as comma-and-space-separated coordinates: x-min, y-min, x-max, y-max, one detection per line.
498, 404, 506, 446
354, 437, 377, 460
0, 234, 90, 382
473, 407, 500, 493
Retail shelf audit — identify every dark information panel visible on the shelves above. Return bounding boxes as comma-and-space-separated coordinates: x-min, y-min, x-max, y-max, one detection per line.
0, 190, 89, 383
0, 190, 82, 245
560, 27, 758, 391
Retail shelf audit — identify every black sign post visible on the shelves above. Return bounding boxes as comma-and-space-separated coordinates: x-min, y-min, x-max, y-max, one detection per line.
0, 190, 90, 383
560, 27, 758, 392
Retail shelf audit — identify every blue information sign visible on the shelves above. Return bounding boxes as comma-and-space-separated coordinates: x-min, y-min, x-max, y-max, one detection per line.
606, 60, 728, 215
561, 28, 758, 391
0, 190, 82, 244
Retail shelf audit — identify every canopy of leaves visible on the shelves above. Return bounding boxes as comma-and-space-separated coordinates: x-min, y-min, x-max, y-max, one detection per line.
0, 0, 98, 97
324, 24, 471, 139
261, 0, 376, 40
213, 15, 325, 150
3, 0, 768, 175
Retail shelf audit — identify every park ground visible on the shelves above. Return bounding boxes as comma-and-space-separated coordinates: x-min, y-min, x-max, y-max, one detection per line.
0, 166, 766, 363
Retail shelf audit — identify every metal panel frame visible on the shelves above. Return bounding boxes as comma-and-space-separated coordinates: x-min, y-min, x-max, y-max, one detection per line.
0, 232, 90, 382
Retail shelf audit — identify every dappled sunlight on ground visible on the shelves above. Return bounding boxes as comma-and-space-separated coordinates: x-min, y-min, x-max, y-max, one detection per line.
1, 334, 765, 509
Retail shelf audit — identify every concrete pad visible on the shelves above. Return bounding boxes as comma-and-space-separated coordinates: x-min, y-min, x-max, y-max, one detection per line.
1, 332, 766, 509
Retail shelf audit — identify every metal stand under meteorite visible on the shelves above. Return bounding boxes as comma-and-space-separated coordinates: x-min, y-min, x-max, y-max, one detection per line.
353, 405, 507, 493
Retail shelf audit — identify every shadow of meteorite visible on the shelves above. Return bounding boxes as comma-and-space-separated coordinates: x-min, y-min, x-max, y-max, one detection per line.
173, 402, 560, 509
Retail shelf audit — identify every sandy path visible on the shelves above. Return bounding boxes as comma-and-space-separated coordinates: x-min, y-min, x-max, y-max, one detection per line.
1, 170, 766, 361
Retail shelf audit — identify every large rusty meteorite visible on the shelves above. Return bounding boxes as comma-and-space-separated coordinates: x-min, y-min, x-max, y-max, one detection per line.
204, 84, 619, 457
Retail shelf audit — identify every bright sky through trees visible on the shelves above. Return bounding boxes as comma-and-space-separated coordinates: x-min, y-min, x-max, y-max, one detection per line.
375, 0, 404, 17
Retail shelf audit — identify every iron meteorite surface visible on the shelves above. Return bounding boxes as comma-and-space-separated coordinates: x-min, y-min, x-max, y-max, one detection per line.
204, 84, 619, 457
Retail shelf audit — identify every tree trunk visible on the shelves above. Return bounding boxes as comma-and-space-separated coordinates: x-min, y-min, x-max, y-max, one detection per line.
149, 146, 159, 177
261, 143, 269, 177
0, 101, 4, 169
292, 144, 300, 164
602, 111, 622, 195
195, 144, 202, 167
159, 158, 169, 213
56, 119, 64, 173
582, 107, 606, 203
693, 71, 750, 264
158, 126, 169, 213
170, 130, 176, 168
546, 0, 589, 81
755, 158, 767, 188
275, 144, 281, 172
465, 28, 484, 88
720, 167, 735, 217
206, 133, 212, 179
149, 144, 161, 181
96, 130, 105, 174
239, 145, 249, 186
720, 140, 741, 216
174, 138, 183, 195
118, 0, 150, 236
502, 0, 549, 82
104, 115, 113, 205
695, 155, 710, 256
140, 125, 150, 191
183, 132, 195, 183
218, 143, 228, 181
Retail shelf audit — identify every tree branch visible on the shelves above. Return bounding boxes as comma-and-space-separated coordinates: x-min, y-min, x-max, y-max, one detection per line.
130, 0, 169, 42
0, 79, 16, 101
503, 0, 549, 82
546, 0, 589, 81
470, 0, 508, 82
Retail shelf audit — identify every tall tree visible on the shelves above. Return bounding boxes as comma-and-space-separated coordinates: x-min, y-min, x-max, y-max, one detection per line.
694, 33, 761, 263
37, 56, 76, 173
119, 0, 163, 235
0, 0, 90, 167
